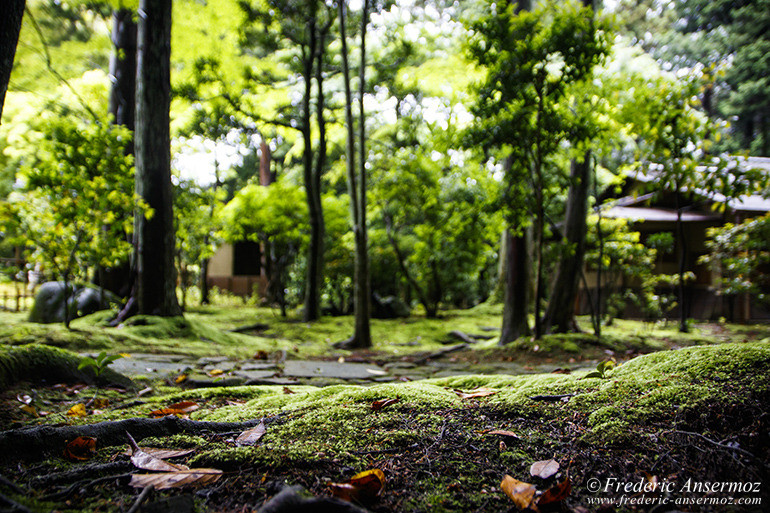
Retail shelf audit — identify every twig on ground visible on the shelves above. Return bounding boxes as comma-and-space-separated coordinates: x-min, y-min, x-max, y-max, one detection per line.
0, 491, 31, 513
126, 485, 154, 513
0, 475, 24, 495
664, 430, 760, 462
40, 473, 133, 501
528, 393, 576, 402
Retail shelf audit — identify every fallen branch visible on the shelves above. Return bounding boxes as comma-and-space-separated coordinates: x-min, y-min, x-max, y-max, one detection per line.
0, 415, 282, 462
663, 430, 761, 462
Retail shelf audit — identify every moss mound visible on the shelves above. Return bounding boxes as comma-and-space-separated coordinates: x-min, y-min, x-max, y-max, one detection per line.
0, 344, 133, 388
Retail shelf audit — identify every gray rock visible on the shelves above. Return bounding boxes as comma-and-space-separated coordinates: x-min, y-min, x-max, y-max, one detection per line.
29, 282, 116, 324
257, 485, 370, 513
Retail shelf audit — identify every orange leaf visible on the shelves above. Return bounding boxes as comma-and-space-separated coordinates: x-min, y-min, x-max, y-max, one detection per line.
208, 369, 224, 376
454, 387, 497, 400
371, 398, 400, 411
235, 421, 266, 447
67, 403, 87, 417
501, 475, 536, 511
149, 401, 199, 417
329, 469, 385, 504
129, 469, 222, 490
175, 374, 188, 383
530, 459, 559, 479
64, 436, 97, 461
536, 475, 571, 507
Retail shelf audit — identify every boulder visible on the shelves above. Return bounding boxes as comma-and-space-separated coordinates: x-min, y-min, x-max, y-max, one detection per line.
29, 281, 116, 324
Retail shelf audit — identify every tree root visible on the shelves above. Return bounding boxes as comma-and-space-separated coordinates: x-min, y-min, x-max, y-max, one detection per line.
0, 415, 281, 462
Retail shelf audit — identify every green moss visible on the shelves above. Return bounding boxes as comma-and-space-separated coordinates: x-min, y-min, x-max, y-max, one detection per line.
581, 419, 634, 446
0, 344, 132, 388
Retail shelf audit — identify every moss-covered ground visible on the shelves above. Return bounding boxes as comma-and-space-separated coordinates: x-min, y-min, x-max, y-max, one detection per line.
0, 302, 768, 512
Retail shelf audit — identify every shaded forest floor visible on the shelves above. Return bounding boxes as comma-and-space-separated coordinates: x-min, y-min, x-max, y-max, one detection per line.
0, 304, 768, 512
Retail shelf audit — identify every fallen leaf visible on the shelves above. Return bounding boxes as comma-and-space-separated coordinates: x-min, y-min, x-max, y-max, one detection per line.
500, 475, 536, 510
530, 459, 560, 479
64, 436, 97, 461
536, 475, 571, 507
235, 421, 266, 447
131, 445, 189, 472
67, 403, 87, 417
454, 387, 497, 400
149, 401, 199, 417
19, 404, 38, 417
371, 398, 400, 411
129, 469, 222, 490
208, 369, 224, 376
488, 430, 521, 439
329, 469, 385, 504
92, 397, 109, 408
253, 350, 268, 360
282, 387, 295, 395
122, 447, 195, 459
16, 394, 33, 405
174, 374, 188, 384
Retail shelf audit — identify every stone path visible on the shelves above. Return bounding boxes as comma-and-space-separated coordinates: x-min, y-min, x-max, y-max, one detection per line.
105, 351, 598, 388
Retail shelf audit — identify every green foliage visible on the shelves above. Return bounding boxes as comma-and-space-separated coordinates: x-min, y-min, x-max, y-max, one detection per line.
77, 350, 123, 378
370, 131, 501, 315
9, 115, 138, 295
701, 213, 770, 303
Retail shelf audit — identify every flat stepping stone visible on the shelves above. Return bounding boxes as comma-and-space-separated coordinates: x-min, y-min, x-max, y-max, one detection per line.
107, 354, 191, 378
281, 361, 387, 380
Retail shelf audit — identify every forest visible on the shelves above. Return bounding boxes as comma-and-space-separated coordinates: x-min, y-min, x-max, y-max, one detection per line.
0, 0, 768, 512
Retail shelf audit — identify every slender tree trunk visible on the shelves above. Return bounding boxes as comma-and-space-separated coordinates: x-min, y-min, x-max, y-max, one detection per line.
301, 13, 324, 322
499, 228, 530, 344
134, 0, 181, 317
543, 152, 591, 333
336, 0, 371, 348
675, 192, 689, 333
0, 0, 24, 123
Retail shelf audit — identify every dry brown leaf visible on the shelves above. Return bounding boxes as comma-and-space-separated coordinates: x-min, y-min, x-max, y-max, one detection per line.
64, 436, 97, 461
282, 387, 295, 395
488, 429, 521, 439
536, 475, 571, 508
329, 469, 385, 504
92, 397, 110, 408
530, 459, 559, 479
127, 436, 190, 472
129, 468, 222, 490
122, 447, 195, 459
371, 398, 400, 411
67, 403, 87, 417
149, 400, 199, 417
19, 404, 38, 417
454, 387, 497, 400
235, 421, 266, 447
501, 475, 536, 511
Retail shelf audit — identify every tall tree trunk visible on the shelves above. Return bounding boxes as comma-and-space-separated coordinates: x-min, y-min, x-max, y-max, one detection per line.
0, 0, 24, 123
675, 192, 689, 333
99, 8, 137, 298
336, 0, 371, 349
134, 0, 181, 317
499, 228, 530, 344
543, 152, 591, 333
302, 13, 324, 322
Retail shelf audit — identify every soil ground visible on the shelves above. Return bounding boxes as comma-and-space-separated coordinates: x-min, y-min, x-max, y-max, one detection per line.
0, 305, 768, 513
